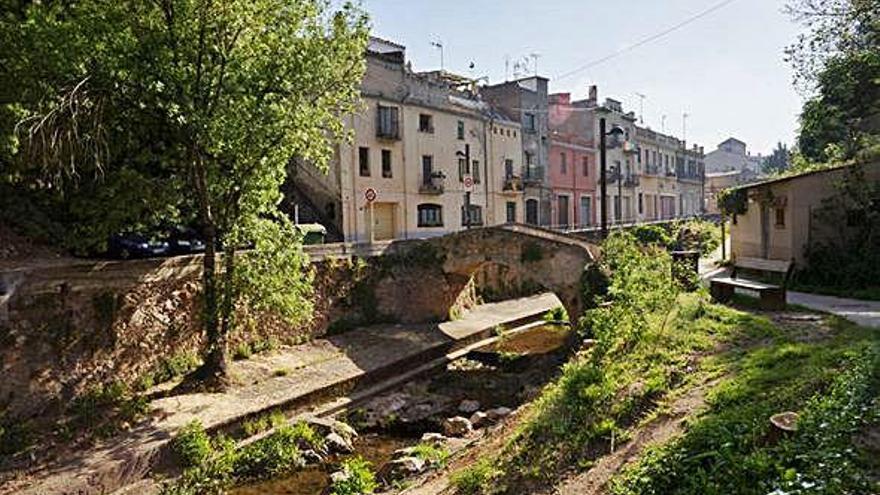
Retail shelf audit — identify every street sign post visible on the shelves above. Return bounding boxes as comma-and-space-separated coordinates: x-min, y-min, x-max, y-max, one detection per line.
364, 188, 377, 244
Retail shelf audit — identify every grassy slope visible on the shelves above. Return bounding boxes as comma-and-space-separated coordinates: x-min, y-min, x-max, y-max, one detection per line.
449, 234, 879, 495
611, 314, 880, 495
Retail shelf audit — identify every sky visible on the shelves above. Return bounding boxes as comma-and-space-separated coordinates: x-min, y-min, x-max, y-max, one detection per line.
358, 0, 807, 156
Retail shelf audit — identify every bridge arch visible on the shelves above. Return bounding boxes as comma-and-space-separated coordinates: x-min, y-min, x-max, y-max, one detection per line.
426, 224, 599, 322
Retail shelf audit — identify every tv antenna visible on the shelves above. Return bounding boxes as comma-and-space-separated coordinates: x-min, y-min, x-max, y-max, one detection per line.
431, 40, 444, 71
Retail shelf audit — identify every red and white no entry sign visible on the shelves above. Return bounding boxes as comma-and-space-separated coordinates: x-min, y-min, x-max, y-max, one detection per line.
463, 175, 474, 190
364, 188, 377, 203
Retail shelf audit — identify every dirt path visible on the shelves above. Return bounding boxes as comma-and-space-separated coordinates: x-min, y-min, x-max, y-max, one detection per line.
550, 376, 720, 495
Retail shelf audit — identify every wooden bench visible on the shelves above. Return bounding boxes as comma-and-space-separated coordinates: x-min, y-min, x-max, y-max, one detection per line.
710, 257, 794, 310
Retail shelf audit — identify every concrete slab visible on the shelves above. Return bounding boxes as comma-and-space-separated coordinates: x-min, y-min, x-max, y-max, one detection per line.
6, 294, 561, 495
787, 291, 880, 329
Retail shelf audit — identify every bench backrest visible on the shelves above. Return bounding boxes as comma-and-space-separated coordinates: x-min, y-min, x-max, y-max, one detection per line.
734, 257, 792, 274
733, 256, 795, 287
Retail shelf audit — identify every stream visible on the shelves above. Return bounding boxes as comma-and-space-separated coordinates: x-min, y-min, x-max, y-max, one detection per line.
230, 323, 571, 495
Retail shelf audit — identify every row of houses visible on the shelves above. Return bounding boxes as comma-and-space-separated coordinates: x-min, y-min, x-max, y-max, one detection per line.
291, 37, 707, 243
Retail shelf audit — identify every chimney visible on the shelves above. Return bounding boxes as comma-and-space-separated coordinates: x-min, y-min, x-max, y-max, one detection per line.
588, 85, 598, 104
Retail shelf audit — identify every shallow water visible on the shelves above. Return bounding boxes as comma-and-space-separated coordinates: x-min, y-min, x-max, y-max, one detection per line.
230, 324, 570, 495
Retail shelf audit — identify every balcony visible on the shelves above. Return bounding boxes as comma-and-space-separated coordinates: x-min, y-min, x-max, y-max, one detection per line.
624, 175, 640, 187
503, 175, 523, 193
522, 166, 545, 186
419, 173, 445, 195
644, 165, 660, 176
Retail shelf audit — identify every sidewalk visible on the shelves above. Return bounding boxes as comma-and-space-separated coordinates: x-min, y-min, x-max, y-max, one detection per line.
787, 291, 880, 329
8, 293, 561, 495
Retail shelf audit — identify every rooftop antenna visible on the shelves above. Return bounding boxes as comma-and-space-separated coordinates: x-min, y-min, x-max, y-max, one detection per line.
661, 114, 667, 133
504, 55, 510, 81
682, 112, 690, 144
529, 53, 541, 77
635, 92, 646, 124
431, 40, 444, 71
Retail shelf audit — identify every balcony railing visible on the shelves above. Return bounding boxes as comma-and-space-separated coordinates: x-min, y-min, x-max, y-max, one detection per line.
419, 173, 445, 194
523, 166, 545, 186
624, 175, 640, 187
503, 175, 523, 193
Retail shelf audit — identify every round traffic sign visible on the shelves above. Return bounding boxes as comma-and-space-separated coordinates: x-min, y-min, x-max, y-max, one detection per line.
463, 176, 474, 189
364, 188, 377, 203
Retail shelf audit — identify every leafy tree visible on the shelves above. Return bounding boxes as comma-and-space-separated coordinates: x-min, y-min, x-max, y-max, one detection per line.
786, 0, 880, 163
7, 0, 369, 388
762, 142, 791, 175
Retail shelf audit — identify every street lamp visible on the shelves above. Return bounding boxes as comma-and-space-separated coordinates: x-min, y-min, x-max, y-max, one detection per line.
456, 145, 471, 229
599, 118, 625, 238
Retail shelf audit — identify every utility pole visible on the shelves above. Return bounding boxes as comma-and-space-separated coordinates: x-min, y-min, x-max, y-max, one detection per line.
661, 114, 667, 134
682, 112, 690, 144
600, 118, 608, 238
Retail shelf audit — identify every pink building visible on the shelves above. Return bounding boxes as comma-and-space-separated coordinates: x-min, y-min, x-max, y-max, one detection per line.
548, 93, 597, 229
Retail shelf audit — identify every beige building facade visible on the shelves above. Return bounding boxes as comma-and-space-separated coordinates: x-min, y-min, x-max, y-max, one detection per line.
295, 38, 522, 243
729, 163, 880, 266
635, 126, 681, 221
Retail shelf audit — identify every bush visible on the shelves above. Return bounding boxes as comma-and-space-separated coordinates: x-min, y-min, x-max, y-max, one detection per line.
631, 224, 673, 249
233, 423, 311, 480
451, 457, 501, 495
543, 306, 569, 323
172, 421, 214, 468
241, 411, 287, 437
330, 456, 378, 495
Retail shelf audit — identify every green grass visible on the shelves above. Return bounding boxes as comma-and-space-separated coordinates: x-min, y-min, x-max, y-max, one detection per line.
609, 316, 880, 495
411, 442, 451, 467
447, 233, 776, 494
161, 420, 326, 493
329, 456, 378, 495
241, 410, 287, 437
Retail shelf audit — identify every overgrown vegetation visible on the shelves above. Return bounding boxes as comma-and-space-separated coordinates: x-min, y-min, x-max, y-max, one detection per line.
162, 419, 326, 494
411, 442, 451, 467
611, 319, 880, 495
137, 353, 202, 391
66, 381, 150, 439
449, 233, 769, 493
241, 411, 287, 437
543, 306, 569, 323
329, 456, 379, 495
630, 220, 721, 256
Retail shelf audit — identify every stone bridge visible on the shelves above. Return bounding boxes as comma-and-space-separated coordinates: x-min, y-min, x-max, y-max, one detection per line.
426, 224, 599, 322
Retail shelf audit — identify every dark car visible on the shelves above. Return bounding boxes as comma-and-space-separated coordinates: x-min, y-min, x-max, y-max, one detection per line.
107, 233, 169, 259
166, 227, 206, 255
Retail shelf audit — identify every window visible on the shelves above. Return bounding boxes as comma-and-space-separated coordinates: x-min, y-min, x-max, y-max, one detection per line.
419, 114, 434, 133
381, 149, 392, 178
417, 204, 443, 227
524, 113, 536, 132
560, 152, 567, 174
775, 207, 785, 228
579, 196, 592, 227
637, 147, 642, 164
525, 199, 539, 225
513, 130, 517, 138
504, 159, 514, 179
376, 105, 399, 139
506, 202, 516, 223
421, 155, 433, 184
472, 160, 481, 184
582, 156, 589, 176
358, 147, 370, 177
461, 204, 483, 226
638, 193, 644, 214
457, 121, 465, 140
458, 158, 467, 181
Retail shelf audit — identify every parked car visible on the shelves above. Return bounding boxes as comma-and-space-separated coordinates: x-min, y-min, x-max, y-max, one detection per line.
107, 233, 169, 259
295, 223, 327, 245
166, 227, 206, 255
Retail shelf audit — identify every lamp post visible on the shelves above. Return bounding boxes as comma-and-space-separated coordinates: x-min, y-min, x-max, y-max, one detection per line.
457, 145, 471, 229
599, 118, 625, 238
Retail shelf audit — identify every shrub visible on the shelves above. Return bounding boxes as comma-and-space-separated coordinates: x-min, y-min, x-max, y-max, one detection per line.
232, 422, 321, 480
330, 456, 378, 495
233, 343, 253, 361
451, 457, 501, 495
172, 420, 214, 468
631, 224, 673, 249
544, 306, 569, 323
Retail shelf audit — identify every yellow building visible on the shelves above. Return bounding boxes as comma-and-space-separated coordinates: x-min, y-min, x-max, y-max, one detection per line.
293, 38, 522, 243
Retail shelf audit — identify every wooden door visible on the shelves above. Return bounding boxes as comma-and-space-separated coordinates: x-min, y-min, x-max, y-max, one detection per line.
372, 202, 395, 241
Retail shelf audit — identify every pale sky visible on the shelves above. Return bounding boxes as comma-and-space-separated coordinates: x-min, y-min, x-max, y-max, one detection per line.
359, 0, 806, 156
